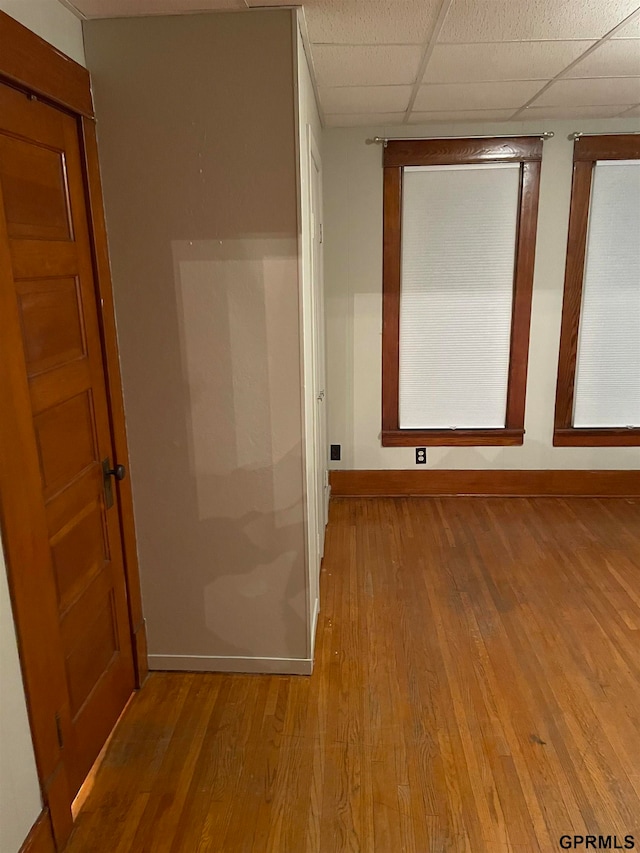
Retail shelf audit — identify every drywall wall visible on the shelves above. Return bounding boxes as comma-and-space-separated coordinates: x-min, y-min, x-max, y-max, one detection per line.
324, 117, 640, 471
295, 12, 323, 653
84, 11, 310, 672
297, 16, 323, 161
0, 0, 84, 65
0, 5, 84, 850
0, 539, 42, 853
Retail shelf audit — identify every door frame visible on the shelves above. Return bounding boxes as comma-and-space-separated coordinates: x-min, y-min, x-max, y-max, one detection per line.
0, 11, 146, 846
308, 130, 329, 535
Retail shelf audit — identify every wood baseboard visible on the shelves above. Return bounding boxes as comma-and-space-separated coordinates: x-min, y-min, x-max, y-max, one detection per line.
148, 655, 314, 675
19, 810, 56, 853
329, 469, 640, 497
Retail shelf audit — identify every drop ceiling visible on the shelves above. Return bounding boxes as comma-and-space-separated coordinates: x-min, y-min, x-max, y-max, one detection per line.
63, 0, 640, 126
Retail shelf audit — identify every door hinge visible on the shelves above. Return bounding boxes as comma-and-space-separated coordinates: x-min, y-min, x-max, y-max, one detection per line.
55, 712, 64, 749
319, 223, 323, 244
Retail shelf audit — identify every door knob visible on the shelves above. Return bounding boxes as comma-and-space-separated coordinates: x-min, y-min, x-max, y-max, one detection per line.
102, 458, 126, 509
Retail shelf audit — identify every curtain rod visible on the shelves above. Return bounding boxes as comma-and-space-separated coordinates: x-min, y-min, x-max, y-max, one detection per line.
369, 132, 554, 147
570, 130, 640, 140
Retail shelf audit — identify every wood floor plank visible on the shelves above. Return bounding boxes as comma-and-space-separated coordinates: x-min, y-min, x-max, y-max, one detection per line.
65, 496, 640, 852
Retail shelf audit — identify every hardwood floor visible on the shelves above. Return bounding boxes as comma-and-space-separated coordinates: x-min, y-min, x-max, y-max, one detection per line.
66, 497, 640, 852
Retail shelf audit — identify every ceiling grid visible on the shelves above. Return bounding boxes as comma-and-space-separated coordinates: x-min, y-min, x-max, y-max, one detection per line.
62, 0, 640, 127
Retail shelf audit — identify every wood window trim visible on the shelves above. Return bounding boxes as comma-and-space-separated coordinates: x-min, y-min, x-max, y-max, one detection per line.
382, 136, 543, 447
553, 133, 640, 448
0, 10, 147, 847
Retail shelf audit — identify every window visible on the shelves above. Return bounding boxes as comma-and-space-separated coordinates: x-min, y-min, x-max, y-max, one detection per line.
382, 137, 543, 446
554, 134, 640, 447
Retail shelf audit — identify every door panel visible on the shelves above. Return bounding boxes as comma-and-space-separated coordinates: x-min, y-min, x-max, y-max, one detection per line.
51, 498, 108, 612
16, 277, 85, 374
0, 81, 134, 799
34, 392, 97, 493
0, 132, 73, 241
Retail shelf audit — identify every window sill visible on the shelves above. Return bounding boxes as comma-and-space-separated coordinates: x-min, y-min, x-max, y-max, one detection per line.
381, 429, 524, 447
553, 428, 640, 447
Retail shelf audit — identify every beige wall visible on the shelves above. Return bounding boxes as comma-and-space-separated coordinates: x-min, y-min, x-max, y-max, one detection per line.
84, 10, 310, 671
324, 118, 640, 471
0, 0, 84, 64
0, 539, 42, 853
296, 17, 323, 157
0, 4, 84, 849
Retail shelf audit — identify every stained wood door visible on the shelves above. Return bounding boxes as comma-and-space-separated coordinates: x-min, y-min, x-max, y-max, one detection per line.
0, 81, 135, 804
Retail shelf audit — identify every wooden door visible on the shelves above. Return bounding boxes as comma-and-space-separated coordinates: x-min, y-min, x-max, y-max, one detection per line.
0, 80, 135, 811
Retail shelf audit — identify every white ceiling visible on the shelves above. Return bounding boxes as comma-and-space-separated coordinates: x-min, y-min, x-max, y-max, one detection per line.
63, 0, 640, 126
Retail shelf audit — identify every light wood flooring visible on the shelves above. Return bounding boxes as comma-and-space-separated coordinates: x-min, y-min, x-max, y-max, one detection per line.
66, 497, 640, 852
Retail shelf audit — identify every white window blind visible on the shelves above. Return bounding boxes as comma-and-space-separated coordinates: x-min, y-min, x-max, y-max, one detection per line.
398, 163, 520, 430
573, 160, 640, 428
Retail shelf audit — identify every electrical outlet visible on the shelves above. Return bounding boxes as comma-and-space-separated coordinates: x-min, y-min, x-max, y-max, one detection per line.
330, 444, 341, 461
415, 447, 427, 465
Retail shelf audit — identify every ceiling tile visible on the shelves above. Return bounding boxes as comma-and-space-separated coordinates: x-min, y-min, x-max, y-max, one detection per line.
424, 41, 596, 84
618, 104, 640, 116
314, 45, 423, 87
532, 77, 640, 106
612, 14, 640, 37
564, 39, 640, 78
324, 112, 407, 127
320, 85, 412, 114
409, 109, 516, 122
414, 80, 544, 111
439, 0, 640, 42
71, 0, 245, 16
520, 104, 635, 119
304, 0, 442, 45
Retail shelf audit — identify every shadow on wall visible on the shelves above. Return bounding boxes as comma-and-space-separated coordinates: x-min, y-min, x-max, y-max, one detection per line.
123, 237, 307, 663
161, 448, 307, 661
